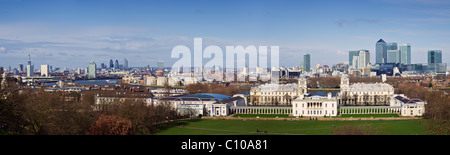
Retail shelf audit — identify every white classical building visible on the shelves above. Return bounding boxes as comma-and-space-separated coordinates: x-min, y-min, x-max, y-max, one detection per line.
339, 75, 394, 106
392, 94, 426, 116
159, 93, 247, 117
292, 93, 338, 117
249, 77, 307, 106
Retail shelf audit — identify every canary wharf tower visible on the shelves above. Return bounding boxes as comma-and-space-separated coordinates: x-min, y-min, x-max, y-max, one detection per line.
376, 39, 387, 64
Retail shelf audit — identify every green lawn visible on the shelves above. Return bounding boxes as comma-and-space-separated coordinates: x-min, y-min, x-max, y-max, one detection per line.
156, 119, 428, 135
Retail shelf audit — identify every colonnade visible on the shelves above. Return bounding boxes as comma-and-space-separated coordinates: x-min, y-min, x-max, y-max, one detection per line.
230, 106, 402, 115
339, 106, 401, 114
231, 106, 292, 114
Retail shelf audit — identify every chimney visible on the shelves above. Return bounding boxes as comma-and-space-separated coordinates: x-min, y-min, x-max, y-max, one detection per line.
328, 92, 332, 99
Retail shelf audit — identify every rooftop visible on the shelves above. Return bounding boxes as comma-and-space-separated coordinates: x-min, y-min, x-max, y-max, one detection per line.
394, 95, 424, 104
342, 82, 394, 91
160, 93, 232, 101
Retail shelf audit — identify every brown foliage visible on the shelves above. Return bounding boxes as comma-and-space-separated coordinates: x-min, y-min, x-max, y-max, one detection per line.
307, 77, 340, 88
87, 114, 134, 135
185, 83, 240, 96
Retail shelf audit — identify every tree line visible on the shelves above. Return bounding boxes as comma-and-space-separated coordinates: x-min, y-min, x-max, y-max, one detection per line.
0, 81, 178, 135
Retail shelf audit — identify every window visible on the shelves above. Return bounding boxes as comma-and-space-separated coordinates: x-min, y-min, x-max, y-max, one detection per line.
332, 104, 334, 107
332, 110, 334, 114
295, 110, 298, 115
295, 103, 297, 108
325, 104, 327, 107
302, 103, 304, 107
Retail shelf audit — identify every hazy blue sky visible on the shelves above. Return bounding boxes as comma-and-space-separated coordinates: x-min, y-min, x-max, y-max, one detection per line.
0, 0, 449, 69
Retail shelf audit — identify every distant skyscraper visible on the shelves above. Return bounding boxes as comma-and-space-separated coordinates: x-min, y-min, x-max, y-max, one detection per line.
428, 50, 442, 64
110, 59, 114, 69
19, 63, 23, 72
303, 54, 310, 72
376, 39, 387, 64
399, 44, 411, 65
88, 61, 97, 79
157, 60, 164, 70
358, 50, 370, 69
387, 50, 401, 64
349, 50, 369, 69
124, 58, 128, 70
348, 50, 359, 67
41, 64, 49, 77
386, 42, 398, 50
26, 54, 34, 77
115, 60, 119, 69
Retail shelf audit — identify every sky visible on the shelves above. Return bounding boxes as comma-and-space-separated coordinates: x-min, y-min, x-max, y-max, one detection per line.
0, 0, 450, 69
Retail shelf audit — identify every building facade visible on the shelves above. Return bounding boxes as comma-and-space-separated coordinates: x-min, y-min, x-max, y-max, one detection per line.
387, 50, 401, 64
88, 61, 97, 79
392, 94, 426, 116
159, 93, 247, 117
41, 64, 49, 77
292, 93, 338, 117
399, 43, 411, 64
339, 76, 394, 106
250, 78, 307, 106
303, 54, 310, 72
376, 39, 387, 64
428, 50, 442, 64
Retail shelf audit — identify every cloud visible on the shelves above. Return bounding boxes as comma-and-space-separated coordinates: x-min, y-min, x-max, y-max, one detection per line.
0, 46, 5, 53
335, 18, 379, 27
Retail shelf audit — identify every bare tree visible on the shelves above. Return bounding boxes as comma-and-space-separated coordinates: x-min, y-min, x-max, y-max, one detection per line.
87, 114, 134, 135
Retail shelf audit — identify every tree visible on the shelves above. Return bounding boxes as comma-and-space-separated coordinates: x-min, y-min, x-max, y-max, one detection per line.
87, 114, 134, 135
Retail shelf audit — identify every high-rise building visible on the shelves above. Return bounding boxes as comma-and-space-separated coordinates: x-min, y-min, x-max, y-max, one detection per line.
115, 60, 119, 69
18, 63, 23, 72
349, 50, 360, 67
124, 58, 128, 70
26, 54, 34, 77
376, 39, 387, 64
157, 60, 164, 70
399, 44, 411, 64
386, 42, 398, 50
387, 50, 401, 64
349, 50, 369, 69
41, 64, 49, 77
303, 54, 310, 72
88, 61, 97, 79
428, 50, 442, 64
110, 59, 114, 69
358, 50, 370, 69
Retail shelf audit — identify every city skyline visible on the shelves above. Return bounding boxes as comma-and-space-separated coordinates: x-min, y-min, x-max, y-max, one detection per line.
0, 0, 450, 69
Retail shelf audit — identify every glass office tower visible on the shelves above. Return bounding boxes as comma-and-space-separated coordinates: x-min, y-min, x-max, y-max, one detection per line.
428, 50, 442, 64
399, 44, 411, 64
376, 39, 387, 64
303, 54, 310, 72
88, 61, 97, 79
